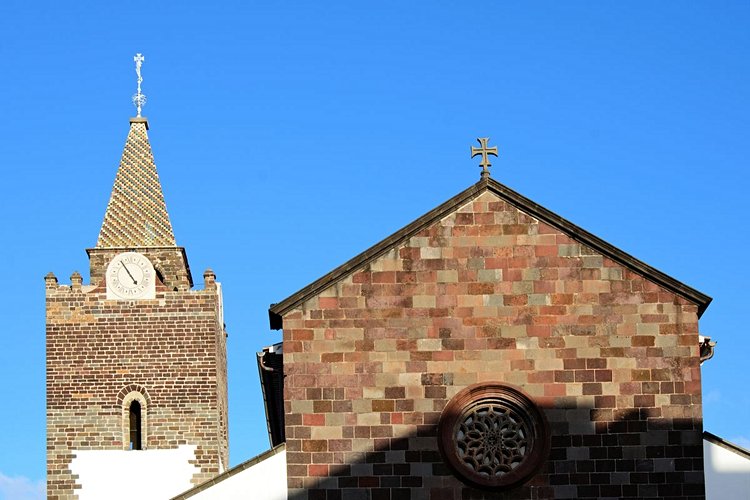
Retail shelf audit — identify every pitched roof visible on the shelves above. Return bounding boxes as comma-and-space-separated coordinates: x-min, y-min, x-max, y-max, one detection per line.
96, 117, 177, 248
170, 443, 286, 499
269, 177, 711, 328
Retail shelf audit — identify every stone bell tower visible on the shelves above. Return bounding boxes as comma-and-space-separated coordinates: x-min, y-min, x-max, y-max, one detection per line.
46, 55, 228, 500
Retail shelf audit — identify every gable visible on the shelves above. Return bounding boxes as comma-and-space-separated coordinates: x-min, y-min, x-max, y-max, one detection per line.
276, 177, 708, 498
269, 178, 710, 328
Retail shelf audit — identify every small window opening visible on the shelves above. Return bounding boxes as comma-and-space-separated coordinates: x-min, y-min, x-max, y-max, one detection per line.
155, 268, 165, 286
129, 400, 142, 450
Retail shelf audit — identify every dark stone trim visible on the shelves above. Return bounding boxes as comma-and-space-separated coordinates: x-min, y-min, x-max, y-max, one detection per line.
268, 178, 711, 329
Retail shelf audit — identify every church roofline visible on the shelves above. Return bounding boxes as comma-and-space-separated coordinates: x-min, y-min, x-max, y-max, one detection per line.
169, 443, 286, 499
703, 431, 750, 460
268, 177, 711, 330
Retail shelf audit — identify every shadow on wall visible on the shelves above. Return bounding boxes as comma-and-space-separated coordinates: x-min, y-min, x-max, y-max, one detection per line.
286, 404, 705, 500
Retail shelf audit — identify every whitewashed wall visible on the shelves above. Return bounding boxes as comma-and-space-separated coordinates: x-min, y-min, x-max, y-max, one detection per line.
70, 445, 199, 500
187, 449, 287, 500
704, 439, 750, 499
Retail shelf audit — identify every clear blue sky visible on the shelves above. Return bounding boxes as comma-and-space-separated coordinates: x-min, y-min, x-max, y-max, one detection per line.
1, 2, 748, 498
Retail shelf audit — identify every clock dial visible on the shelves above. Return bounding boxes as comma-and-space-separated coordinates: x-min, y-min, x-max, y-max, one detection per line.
106, 252, 156, 300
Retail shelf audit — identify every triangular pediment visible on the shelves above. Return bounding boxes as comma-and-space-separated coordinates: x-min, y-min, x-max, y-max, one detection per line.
269, 177, 711, 328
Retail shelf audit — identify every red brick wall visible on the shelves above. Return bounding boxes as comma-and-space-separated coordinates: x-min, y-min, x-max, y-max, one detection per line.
46, 267, 228, 499
281, 191, 704, 499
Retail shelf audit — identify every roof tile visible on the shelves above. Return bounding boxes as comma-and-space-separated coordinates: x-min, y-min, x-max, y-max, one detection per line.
96, 118, 176, 248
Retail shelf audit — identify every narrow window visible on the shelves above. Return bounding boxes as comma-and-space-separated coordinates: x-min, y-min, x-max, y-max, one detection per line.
129, 400, 142, 450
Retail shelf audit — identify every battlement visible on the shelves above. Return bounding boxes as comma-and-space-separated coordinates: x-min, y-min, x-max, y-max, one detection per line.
44, 268, 218, 297
46, 266, 228, 493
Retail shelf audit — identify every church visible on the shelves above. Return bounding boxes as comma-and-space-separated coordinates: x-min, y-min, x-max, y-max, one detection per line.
46, 56, 749, 499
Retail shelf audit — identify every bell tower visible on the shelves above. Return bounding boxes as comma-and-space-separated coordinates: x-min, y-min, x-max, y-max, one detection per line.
46, 56, 229, 500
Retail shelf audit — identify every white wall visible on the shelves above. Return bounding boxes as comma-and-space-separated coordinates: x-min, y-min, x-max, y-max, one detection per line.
70, 445, 199, 500
704, 439, 750, 499
188, 449, 287, 500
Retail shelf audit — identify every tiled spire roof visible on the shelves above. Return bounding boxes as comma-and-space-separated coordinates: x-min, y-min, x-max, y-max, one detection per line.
96, 118, 177, 248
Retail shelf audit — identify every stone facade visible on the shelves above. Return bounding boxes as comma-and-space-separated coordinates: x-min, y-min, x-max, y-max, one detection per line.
274, 182, 708, 499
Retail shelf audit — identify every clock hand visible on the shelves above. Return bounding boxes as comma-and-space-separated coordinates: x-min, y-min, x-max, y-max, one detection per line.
120, 260, 138, 285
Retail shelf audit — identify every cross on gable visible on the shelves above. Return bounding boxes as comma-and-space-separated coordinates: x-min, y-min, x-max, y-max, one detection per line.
471, 137, 499, 179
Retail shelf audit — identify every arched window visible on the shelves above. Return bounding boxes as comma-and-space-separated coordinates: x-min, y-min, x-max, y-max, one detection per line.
117, 384, 150, 450
129, 400, 142, 450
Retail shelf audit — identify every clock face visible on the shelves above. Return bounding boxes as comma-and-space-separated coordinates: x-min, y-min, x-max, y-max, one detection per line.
106, 252, 156, 300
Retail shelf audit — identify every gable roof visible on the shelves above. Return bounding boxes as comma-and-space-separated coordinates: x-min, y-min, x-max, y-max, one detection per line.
96, 117, 177, 248
269, 177, 711, 329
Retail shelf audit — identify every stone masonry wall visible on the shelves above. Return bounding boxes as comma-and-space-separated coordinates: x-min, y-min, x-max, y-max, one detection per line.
282, 191, 704, 499
46, 271, 228, 500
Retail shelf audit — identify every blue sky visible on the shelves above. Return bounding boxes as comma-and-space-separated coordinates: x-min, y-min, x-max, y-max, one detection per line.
1, 2, 748, 497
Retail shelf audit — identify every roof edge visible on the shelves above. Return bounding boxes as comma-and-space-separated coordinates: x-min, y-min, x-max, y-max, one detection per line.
484, 178, 711, 316
704, 431, 750, 460
269, 177, 711, 329
269, 180, 489, 326
170, 443, 286, 499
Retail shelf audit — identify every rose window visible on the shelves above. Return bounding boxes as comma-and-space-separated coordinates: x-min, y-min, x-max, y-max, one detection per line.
438, 383, 549, 490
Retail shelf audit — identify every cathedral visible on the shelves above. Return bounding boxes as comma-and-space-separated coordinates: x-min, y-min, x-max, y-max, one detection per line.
46, 57, 748, 500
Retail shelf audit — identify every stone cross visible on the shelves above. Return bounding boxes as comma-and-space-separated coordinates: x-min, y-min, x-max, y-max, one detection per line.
471, 137, 499, 179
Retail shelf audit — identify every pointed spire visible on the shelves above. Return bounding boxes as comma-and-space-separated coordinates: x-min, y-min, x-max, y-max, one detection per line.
96, 118, 177, 248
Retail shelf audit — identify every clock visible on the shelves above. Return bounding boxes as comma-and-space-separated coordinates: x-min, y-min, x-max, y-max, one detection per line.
106, 252, 156, 300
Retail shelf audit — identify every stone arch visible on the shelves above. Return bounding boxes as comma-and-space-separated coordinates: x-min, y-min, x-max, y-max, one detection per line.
116, 383, 151, 406
117, 384, 151, 450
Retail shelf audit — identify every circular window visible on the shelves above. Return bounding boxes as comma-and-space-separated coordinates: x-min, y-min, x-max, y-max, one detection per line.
437, 383, 550, 490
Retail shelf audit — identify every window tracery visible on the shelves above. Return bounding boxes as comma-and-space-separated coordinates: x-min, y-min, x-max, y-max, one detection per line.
438, 382, 550, 490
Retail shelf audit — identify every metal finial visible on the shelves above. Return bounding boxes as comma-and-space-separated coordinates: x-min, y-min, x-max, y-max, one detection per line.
132, 53, 146, 117
471, 137, 499, 179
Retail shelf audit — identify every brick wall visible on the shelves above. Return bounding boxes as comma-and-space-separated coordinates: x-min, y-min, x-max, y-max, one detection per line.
46, 267, 228, 499
281, 191, 704, 499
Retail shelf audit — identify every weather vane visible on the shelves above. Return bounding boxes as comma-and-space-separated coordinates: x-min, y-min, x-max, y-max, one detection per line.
471, 137, 498, 179
132, 53, 146, 117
